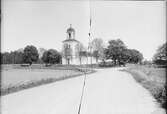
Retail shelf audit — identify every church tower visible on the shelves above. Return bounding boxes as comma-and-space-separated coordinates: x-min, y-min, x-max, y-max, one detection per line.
67, 24, 75, 39
62, 24, 80, 65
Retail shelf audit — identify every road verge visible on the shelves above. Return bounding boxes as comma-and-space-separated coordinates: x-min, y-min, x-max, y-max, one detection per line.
120, 65, 166, 110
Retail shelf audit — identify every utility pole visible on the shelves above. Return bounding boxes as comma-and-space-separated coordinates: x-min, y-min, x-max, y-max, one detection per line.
88, 0, 93, 68
78, 1, 93, 114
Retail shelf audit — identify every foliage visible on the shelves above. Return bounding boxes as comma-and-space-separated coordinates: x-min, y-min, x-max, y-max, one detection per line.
104, 39, 143, 65
92, 50, 99, 62
91, 38, 105, 62
122, 65, 166, 109
105, 39, 127, 65
79, 51, 87, 57
153, 42, 167, 65
38, 48, 47, 58
37, 48, 47, 64
126, 49, 143, 64
1, 46, 61, 65
75, 43, 85, 56
23, 45, 39, 65
1, 51, 24, 64
1, 52, 11, 64
142, 59, 152, 65
41, 49, 62, 65
98, 61, 115, 67
75, 43, 86, 65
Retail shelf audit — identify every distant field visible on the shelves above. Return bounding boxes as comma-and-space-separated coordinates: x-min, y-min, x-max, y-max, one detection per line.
1, 64, 94, 95
121, 64, 166, 109
1, 69, 82, 89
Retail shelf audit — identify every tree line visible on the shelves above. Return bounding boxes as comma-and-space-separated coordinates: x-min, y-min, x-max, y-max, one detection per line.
1, 45, 62, 65
1, 39, 166, 66
92, 39, 144, 66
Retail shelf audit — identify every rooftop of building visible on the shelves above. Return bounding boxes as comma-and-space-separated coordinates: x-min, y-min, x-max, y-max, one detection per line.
67, 24, 75, 32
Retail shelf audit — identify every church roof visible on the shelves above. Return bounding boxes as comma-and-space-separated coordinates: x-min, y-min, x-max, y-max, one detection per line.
67, 24, 75, 32
67, 27, 75, 32
63, 39, 79, 43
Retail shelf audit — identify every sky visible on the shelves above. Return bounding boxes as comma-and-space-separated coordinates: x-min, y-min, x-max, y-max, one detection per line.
1, 0, 166, 60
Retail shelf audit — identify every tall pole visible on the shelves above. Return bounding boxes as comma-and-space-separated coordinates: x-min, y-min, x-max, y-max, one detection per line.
88, 0, 93, 68
77, 1, 93, 114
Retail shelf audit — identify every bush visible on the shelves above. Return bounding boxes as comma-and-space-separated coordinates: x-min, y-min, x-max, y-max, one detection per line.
99, 61, 115, 67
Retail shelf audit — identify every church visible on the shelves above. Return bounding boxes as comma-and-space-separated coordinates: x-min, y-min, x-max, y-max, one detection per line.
62, 24, 81, 65
62, 24, 96, 65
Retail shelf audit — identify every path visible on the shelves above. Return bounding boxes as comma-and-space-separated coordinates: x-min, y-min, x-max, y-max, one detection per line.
1, 68, 164, 114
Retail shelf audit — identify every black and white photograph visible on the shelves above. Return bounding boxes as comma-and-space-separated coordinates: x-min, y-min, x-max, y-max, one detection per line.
0, 0, 166, 114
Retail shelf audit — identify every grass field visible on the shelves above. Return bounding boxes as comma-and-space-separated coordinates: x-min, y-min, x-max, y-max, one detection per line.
1, 64, 94, 96
121, 64, 166, 109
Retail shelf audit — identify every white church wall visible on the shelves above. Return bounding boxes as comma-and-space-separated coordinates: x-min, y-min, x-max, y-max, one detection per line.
62, 56, 99, 65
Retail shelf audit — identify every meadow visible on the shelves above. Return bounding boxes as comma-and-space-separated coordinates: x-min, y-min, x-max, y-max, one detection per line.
121, 64, 166, 109
1, 64, 94, 96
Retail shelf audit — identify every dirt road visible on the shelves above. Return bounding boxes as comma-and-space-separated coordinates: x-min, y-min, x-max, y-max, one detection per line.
1, 68, 164, 114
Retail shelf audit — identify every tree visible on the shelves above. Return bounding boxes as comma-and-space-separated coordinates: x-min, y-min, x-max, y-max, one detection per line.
91, 38, 105, 62
11, 51, 24, 64
41, 49, 62, 65
37, 48, 47, 64
1, 52, 11, 64
153, 42, 167, 65
23, 45, 39, 65
38, 48, 47, 58
127, 49, 143, 64
92, 50, 99, 62
75, 43, 86, 65
105, 39, 127, 65
16, 48, 24, 53
1, 51, 24, 64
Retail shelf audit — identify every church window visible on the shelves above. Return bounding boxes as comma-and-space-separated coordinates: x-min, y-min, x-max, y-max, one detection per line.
67, 44, 70, 49
69, 33, 71, 39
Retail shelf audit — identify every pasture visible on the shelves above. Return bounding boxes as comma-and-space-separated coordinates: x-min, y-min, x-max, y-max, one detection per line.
1, 64, 94, 95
